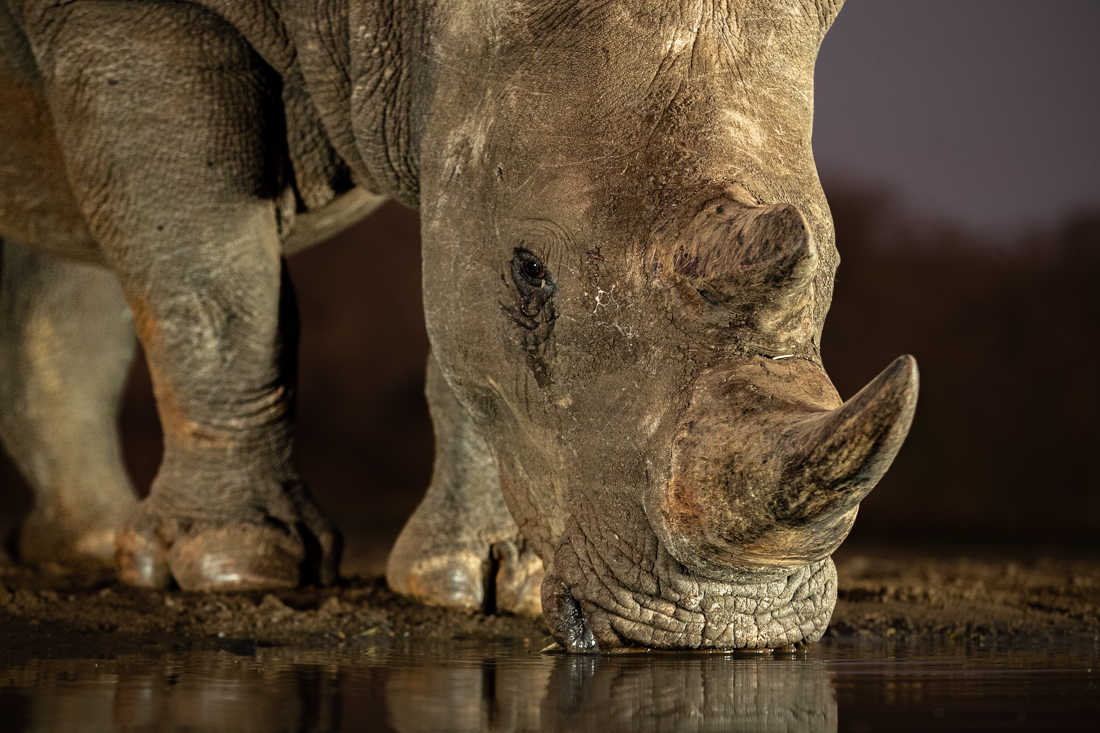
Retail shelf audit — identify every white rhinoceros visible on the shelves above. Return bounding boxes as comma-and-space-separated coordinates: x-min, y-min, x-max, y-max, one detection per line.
0, 0, 916, 651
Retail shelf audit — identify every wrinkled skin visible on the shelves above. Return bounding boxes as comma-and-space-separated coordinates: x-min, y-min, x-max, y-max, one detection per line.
0, 0, 917, 651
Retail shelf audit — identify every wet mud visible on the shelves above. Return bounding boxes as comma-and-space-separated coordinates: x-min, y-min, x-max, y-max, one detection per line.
829, 546, 1100, 642
1, 545, 1097, 658
0, 561, 545, 661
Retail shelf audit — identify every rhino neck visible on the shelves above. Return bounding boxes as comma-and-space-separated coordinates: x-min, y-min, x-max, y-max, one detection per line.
287, 0, 429, 209
194, 0, 425, 209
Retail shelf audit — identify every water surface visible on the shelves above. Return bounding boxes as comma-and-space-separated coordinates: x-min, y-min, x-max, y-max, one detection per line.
1, 637, 1096, 731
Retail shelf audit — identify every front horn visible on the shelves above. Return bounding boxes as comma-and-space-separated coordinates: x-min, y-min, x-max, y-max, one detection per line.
778, 355, 919, 523
647, 354, 919, 577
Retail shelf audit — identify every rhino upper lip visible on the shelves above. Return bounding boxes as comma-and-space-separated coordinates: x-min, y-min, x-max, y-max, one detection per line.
550, 527, 834, 651
565, 568, 832, 652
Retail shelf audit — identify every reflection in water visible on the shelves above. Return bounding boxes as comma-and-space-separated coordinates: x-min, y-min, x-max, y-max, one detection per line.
2, 651, 343, 733
2, 640, 1097, 732
1, 644, 835, 732
386, 652, 834, 733
384, 653, 549, 732
541, 655, 834, 732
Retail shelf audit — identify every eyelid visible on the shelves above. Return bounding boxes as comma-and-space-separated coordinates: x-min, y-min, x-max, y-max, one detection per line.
514, 241, 552, 263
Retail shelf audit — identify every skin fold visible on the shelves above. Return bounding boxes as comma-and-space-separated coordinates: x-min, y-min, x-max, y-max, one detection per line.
0, 0, 916, 651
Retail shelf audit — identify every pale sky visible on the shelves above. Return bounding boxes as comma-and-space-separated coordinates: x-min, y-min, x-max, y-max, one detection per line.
813, 0, 1100, 238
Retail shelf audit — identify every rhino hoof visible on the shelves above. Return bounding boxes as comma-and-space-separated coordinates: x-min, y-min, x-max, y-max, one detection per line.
491, 540, 544, 616
115, 502, 341, 591
169, 525, 304, 591
399, 550, 490, 611
14, 497, 137, 567
389, 542, 544, 616
115, 525, 172, 588
18, 524, 121, 566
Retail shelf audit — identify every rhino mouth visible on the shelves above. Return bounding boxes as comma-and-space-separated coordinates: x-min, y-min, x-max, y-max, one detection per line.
542, 535, 836, 653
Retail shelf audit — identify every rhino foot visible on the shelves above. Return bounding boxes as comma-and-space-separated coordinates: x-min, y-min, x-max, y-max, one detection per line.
385, 352, 544, 615
490, 539, 544, 616
389, 539, 543, 615
14, 496, 136, 566
115, 489, 341, 591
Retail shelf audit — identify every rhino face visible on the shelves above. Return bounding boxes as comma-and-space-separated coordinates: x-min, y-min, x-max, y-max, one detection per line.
416, 1, 917, 650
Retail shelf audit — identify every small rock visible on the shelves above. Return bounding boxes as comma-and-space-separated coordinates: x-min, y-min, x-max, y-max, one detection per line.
258, 593, 294, 620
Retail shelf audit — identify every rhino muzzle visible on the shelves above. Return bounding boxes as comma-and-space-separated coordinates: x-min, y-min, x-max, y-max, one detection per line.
540, 354, 915, 653
542, 541, 838, 653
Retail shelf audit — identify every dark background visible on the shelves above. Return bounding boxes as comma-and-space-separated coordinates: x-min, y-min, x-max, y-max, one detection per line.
2, 1, 1098, 557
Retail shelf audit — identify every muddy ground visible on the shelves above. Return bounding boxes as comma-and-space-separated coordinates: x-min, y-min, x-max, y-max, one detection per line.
1, 543, 1098, 658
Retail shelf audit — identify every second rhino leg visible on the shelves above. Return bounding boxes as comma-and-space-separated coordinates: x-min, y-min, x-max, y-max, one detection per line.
30, 2, 338, 589
387, 354, 543, 615
115, 259, 339, 591
0, 240, 137, 562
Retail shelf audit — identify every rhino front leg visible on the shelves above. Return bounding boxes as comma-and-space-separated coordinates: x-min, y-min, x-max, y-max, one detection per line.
114, 257, 340, 591
387, 354, 543, 615
0, 240, 137, 562
29, 1, 338, 589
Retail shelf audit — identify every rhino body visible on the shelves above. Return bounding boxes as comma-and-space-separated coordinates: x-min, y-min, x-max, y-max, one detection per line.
0, 0, 917, 651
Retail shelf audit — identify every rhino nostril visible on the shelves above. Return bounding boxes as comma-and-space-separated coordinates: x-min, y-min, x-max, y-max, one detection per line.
541, 573, 598, 653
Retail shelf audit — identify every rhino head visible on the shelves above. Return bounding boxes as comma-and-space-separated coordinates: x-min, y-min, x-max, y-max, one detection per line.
408, 0, 916, 650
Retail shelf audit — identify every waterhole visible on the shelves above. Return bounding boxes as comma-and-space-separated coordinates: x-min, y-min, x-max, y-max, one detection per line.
0, 638, 1096, 731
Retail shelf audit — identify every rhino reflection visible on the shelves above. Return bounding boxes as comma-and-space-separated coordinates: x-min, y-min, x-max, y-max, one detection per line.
386, 659, 549, 732
111, 655, 342, 732
3, 645, 836, 732
5, 650, 341, 733
386, 653, 836, 733
543, 656, 836, 733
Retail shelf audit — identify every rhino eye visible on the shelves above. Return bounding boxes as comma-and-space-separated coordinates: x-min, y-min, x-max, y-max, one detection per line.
523, 260, 545, 280
512, 249, 550, 289
506, 248, 557, 388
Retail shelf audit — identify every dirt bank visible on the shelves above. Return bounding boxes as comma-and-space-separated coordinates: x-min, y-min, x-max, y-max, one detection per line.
1, 545, 1097, 657
830, 545, 1100, 642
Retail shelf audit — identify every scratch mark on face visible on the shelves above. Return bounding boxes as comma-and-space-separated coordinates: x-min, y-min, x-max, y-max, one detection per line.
592, 283, 619, 314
